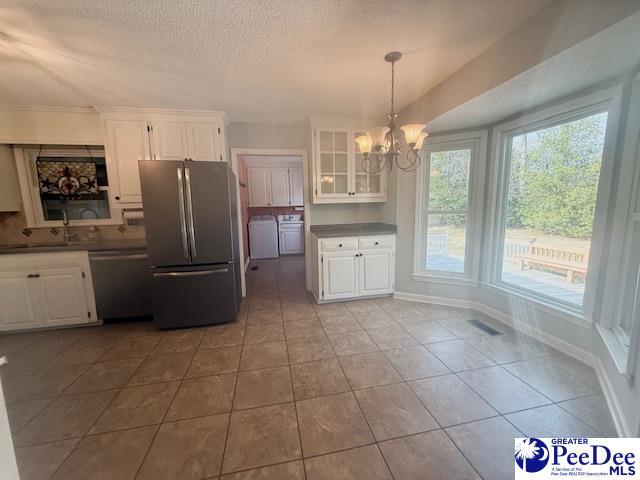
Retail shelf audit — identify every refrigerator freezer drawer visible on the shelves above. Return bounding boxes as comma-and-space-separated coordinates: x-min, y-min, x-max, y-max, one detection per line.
151, 264, 237, 329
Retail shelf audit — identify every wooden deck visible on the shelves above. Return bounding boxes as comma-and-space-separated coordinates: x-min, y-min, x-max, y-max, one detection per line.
426, 254, 585, 306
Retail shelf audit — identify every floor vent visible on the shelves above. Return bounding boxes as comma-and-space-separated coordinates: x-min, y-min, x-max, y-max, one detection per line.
467, 319, 502, 336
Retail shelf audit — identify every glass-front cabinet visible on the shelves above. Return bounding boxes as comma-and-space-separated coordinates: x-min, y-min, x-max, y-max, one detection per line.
319, 129, 350, 197
313, 126, 386, 204
354, 130, 383, 198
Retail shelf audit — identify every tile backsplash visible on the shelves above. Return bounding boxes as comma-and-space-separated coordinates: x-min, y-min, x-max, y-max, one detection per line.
248, 206, 303, 218
0, 211, 145, 245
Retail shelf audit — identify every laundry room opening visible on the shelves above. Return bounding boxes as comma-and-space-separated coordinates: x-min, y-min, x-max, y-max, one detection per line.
235, 153, 306, 283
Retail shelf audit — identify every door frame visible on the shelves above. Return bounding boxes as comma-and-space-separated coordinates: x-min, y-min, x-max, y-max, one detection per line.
230, 148, 311, 296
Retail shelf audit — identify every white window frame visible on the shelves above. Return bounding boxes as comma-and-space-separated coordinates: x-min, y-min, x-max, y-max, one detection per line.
413, 130, 488, 284
596, 72, 640, 379
14, 146, 122, 228
485, 86, 623, 319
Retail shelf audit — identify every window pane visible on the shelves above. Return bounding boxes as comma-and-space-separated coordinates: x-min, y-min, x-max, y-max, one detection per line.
37, 156, 111, 221
428, 149, 470, 211
499, 112, 608, 307
618, 221, 640, 343
426, 214, 466, 273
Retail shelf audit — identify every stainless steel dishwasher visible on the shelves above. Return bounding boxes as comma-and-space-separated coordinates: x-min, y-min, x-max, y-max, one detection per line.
89, 249, 152, 320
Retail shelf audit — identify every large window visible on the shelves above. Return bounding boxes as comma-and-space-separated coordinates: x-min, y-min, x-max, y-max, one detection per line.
495, 110, 609, 308
414, 132, 486, 279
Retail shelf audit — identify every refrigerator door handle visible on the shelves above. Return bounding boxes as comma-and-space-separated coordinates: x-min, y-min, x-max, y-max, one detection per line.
184, 167, 197, 259
176, 167, 190, 259
153, 268, 228, 278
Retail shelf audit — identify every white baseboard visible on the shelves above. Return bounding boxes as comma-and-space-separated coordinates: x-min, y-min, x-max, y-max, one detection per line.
394, 290, 625, 436
244, 256, 250, 272
593, 357, 632, 437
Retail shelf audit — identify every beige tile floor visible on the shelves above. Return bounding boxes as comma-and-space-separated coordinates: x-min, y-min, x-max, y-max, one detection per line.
0, 255, 617, 480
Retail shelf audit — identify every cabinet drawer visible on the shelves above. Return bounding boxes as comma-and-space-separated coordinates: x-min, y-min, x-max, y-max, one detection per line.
358, 235, 395, 250
320, 237, 358, 252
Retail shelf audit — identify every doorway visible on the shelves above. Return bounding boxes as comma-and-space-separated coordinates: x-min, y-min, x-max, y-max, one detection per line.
230, 148, 311, 297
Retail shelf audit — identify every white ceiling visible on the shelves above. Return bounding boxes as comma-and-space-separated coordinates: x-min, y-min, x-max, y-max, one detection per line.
427, 12, 640, 133
0, 0, 551, 122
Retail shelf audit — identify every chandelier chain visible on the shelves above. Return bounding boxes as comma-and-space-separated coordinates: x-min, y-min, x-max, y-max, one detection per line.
390, 59, 395, 116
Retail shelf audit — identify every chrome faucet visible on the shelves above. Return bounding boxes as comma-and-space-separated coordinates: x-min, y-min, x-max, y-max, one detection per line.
62, 209, 78, 244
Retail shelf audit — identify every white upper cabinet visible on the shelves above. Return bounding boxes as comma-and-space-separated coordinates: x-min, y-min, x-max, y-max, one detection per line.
151, 121, 188, 160
247, 166, 303, 207
0, 145, 21, 212
248, 167, 271, 206
100, 109, 227, 207
270, 168, 290, 206
311, 125, 386, 204
289, 167, 304, 206
317, 129, 350, 199
187, 122, 223, 162
105, 120, 151, 205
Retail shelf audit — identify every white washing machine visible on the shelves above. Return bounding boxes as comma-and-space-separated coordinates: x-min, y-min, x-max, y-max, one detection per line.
249, 215, 279, 259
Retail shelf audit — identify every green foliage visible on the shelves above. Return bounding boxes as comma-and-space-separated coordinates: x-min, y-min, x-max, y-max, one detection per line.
428, 149, 470, 227
425, 113, 606, 238
506, 112, 607, 239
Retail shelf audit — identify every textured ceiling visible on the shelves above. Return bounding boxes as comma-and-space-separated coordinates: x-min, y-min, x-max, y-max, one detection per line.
427, 12, 640, 132
0, 0, 550, 122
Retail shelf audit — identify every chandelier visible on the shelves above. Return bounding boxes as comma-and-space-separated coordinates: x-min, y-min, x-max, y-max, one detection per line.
356, 52, 427, 174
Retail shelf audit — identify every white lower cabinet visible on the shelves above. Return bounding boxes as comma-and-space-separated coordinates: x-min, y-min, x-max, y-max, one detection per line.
0, 271, 39, 329
312, 234, 395, 302
279, 224, 304, 255
322, 250, 359, 300
0, 251, 97, 331
359, 249, 394, 296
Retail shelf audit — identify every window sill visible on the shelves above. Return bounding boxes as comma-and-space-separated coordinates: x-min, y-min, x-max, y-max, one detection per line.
596, 324, 629, 376
26, 218, 124, 229
411, 273, 479, 287
482, 282, 592, 330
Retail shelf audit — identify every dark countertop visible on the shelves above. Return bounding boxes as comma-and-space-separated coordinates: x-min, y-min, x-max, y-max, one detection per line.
0, 238, 147, 254
310, 222, 397, 238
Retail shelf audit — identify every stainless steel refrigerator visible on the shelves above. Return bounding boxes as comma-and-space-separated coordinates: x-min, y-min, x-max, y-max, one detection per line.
139, 160, 241, 329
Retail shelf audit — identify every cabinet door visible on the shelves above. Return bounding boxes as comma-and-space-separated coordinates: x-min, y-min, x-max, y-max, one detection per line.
270, 168, 290, 206
289, 167, 304, 206
280, 227, 304, 254
354, 130, 386, 199
151, 121, 189, 160
322, 251, 359, 300
359, 249, 394, 296
316, 129, 351, 199
186, 122, 221, 162
35, 267, 90, 326
247, 167, 271, 206
105, 120, 151, 204
0, 271, 39, 329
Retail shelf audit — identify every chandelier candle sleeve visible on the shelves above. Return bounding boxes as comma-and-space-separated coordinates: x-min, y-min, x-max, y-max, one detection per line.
355, 134, 373, 155
400, 124, 427, 147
